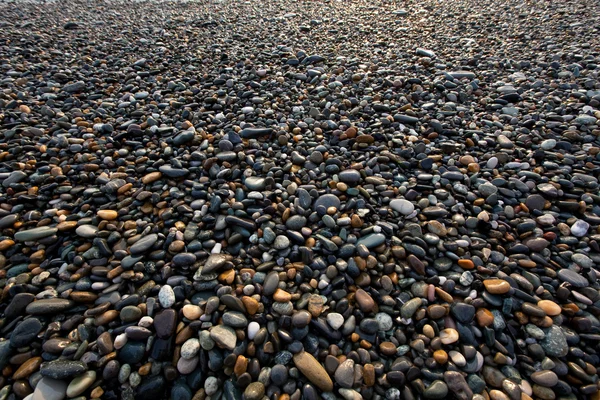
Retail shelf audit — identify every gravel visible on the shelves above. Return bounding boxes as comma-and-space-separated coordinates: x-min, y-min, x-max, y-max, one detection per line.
0, 0, 599, 399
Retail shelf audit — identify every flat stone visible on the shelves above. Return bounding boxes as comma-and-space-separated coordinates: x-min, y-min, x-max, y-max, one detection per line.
530, 370, 558, 387
75, 225, 98, 238
26, 299, 74, 315
14, 227, 58, 241
356, 233, 386, 248
557, 269, 588, 287
10, 318, 42, 347
33, 378, 67, 400
66, 371, 96, 397
314, 194, 340, 211
338, 169, 361, 185
130, 234, 158, 254
210, 325, 237, 350
154, 309, 177, 338
40, 360, 87, 380
389, 199, 415, 215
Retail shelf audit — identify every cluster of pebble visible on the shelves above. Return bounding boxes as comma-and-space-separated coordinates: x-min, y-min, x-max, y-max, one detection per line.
0, 0, 599, 399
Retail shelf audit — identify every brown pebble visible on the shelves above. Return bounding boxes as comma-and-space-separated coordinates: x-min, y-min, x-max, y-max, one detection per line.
483, 279, 511, 294
476, 308, 494, 327
379, 342, 397, 356
97, 210, 118, 220
537, 300, 561, 316
433, 350, 448, 364
292, 351, 333, 392
12, 357, 42, 380
354, 289, 375, 313
363, 363, 375, 386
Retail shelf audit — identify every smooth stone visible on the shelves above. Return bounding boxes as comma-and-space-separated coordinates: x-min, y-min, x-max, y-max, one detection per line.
26, 299, 74, 315
202, 253, 232, 274
424, 380, 449, 399
158, 285, 176, 308
14, 227, 58, 241
401, 298, 422, 319
245, 176, 267, 190
222, 311, 248, 329
355, 289, 375, 313
314, 194, 340, 211
243, 382, 265, 400
530, 371, 558, 387
390, 199, 415, 215
181, 338, 200, 359
483, 280, 510, 294
248, 322, 260, 340
326, 313, 344, 330
570, 219, 590, 237
557, 269, 588, 287
210, 325, 237, 350
440, 329, 459, 344
334, 359, 355, 388
338, 169, 361, 185
273, 235, 290, 250
119, 341, 146, 364
130, 234, 158, 254
66, 371, 96, 397
293, 351, 334, 392
5, 293, 35, 319
33, 378, 67, 400
356, 233, 386, 249
75, 225, 98, 238
375, 313, 393, 331
135, 375, 165, 400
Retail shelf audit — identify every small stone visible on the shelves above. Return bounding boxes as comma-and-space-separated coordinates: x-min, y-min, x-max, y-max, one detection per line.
537, 300, 561, 316
326, 313, 344, 330
570, 219, 589, 237
354, 289, 375, 313
439, 328, 459, 344
243, 382, 265, 400
483, 279, 511, 294
390, 199, 415, 215
210, 325, 237, 350
158, 285, 176, 308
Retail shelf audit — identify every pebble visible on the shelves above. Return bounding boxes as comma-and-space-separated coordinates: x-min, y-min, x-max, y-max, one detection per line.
32, 378, 67, 400
389, 199, 415, 215
66, 371, 96, 397
210, 325, 237, 351
158, 285, 176, 308
293, 352, 334, 392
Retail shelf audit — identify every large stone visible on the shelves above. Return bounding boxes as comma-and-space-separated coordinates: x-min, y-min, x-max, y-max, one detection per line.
293, 351, 333, 392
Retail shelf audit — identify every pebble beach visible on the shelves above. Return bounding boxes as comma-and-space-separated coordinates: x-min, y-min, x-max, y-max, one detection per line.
0, 0, 600, 399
